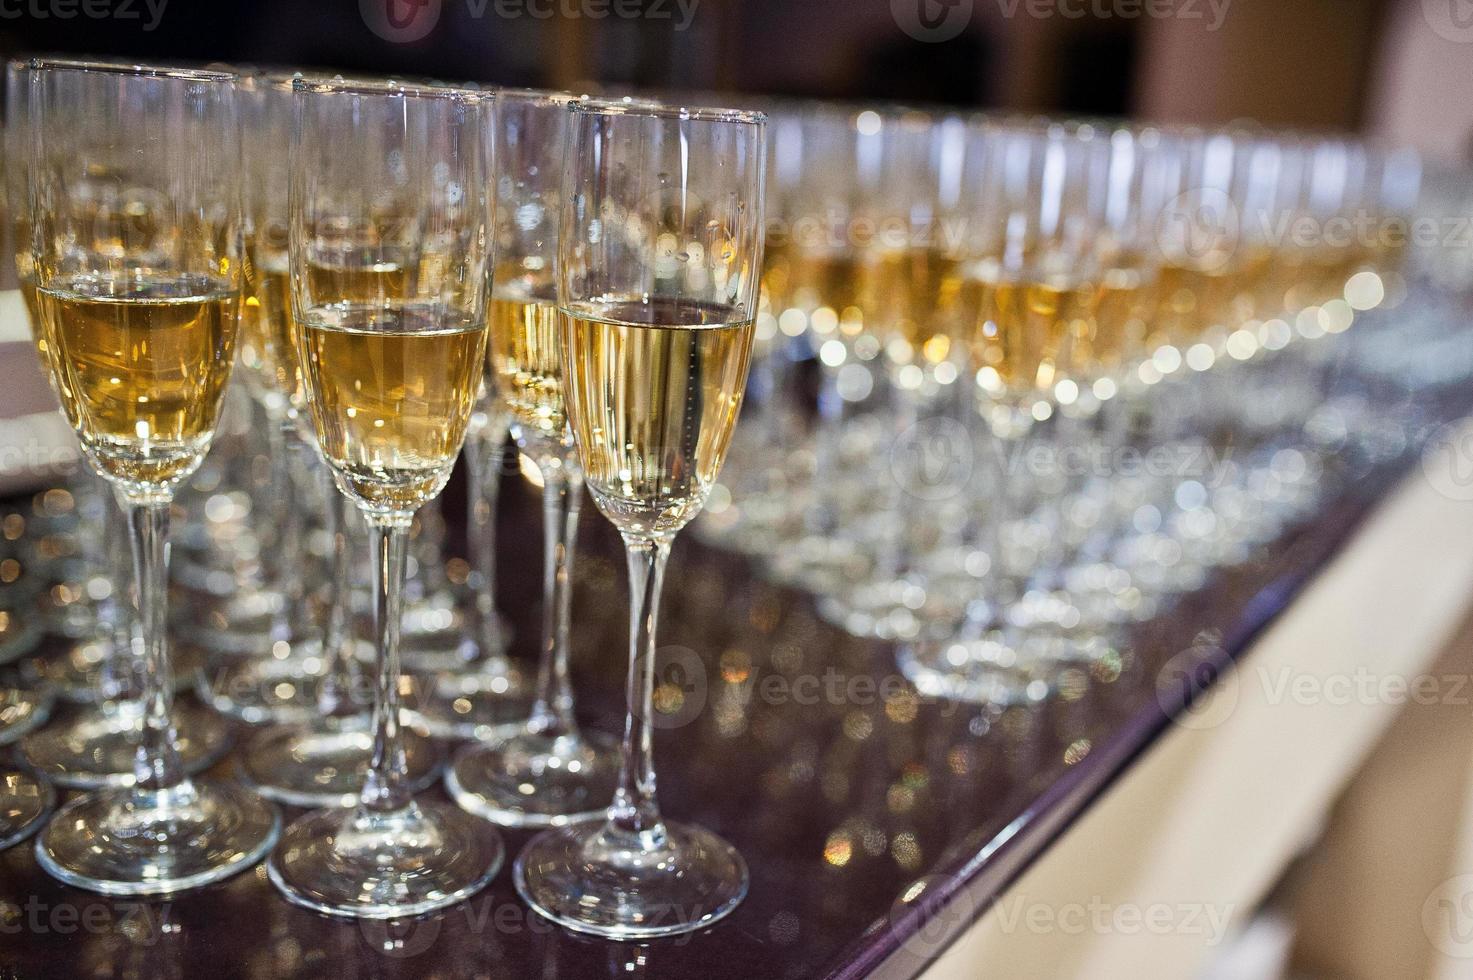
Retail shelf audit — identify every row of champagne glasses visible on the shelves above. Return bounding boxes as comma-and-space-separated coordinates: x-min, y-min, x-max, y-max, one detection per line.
696, 102, 1423, 704
7, 57, 766, 940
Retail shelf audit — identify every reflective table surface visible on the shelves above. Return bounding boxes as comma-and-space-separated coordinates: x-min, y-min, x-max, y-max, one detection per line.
0, 303, 1466, 979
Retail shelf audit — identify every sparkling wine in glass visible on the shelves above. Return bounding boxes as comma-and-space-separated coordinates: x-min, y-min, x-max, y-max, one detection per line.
233, 72, 440, 807
514, 100, 765, 939
265, 77, 503, 919
28, 58, 280, 895
447, 90, 620, 826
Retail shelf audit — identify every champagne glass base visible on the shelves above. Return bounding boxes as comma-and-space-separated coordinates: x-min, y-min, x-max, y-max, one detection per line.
390, 608, 510, 676
815, 577, 964, 643
197, 641, 349, 725
405, 664, 531, 741
237, 715, 443, 808
176, 588, 294, 656
895, 635, 1052, 706
763, 535, 867, 595
21, 697, 234, 789
386, 593, 475, 674
267, 798, 503, 919
0, 687, 55, 746
514, 818, 748, 939
447, 730, 618, 828
36, 779, 279, 896
0, 768, 55, 850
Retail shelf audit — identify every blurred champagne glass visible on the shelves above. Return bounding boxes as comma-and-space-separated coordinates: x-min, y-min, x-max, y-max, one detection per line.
232, 73, 440, 806
6, 57, 133, 710
446, 89, 618, 824
28, 58, 280, 895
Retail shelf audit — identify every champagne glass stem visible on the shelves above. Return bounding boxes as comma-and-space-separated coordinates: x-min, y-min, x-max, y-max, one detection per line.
958, 427, 1022, 641
526, 459, 581, 737
97, 497, 136, 702
315, 477, 358, 718
876, 383, 920, 580
266, 416, 305, 643
807, 363, 844, 535
463, 419, 506, 663
360, 517, 410, 815
122, 496, 183, 793
606, 533, 671, 843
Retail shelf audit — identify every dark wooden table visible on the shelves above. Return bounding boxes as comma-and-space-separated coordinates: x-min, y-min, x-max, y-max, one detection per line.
0, 331, 1460, 980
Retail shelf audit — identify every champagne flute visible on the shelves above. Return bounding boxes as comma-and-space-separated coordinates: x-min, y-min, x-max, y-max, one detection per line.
15, 60, 232, 789
447, 89, 619, 825
7, 57, 128, 706
266, 77, 502, 918
27, 59, 280, 894
193, 69, 320, 721
515, 100, 765, 938
233, 72, 440, 807
897, 121, 1107, 703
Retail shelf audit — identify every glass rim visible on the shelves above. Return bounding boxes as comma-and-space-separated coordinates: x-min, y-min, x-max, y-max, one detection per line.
494, 86, 579, 107
571, 98, 765, 126
291, 76, 492, 102
240, 69, 309, 93
27, 56, 235, 83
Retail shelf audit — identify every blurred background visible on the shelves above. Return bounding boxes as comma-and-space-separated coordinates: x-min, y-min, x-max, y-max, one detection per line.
1, 0, 1470, 163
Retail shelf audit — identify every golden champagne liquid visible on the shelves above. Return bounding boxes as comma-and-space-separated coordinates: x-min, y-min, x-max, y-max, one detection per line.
1233, 244, 1276, 319
1077, 267, 1151, 378
488, 288, 566, 445
19, 276, 45, 357
1305, 243, 1366, 307
1253, 245, 1311, 320
967, 271, 1090, 396
297, 302, 486, 514
861, 247, 965, 368
240, 242, 301, 409
1153, 261, 1248, 348
11, 217, 49, 365
305, 252, 411, 306
560, 297, 754, 538
39, 273, 239, 487
758, 238, 792, 322
786, 249, 868, 339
